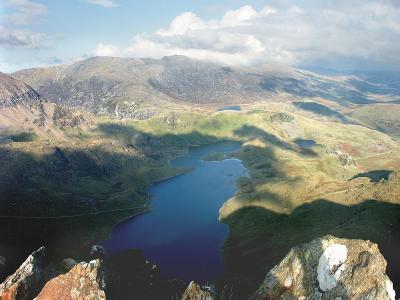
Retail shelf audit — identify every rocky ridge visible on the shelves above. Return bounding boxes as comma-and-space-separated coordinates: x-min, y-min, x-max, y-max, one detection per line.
12, 56, 397, 119
0, 72, 44, 109
1, 236, 396, 299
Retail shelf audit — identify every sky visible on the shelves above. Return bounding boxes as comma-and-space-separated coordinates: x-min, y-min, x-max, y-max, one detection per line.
0, 0, 400, 73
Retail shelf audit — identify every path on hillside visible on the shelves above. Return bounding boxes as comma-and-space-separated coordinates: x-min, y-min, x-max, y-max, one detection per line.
0, 206, 151, 220
355, 151, 393, 160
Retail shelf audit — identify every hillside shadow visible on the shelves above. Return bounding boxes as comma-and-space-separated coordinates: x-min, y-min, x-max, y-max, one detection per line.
293, 101, 349, 123
220, 199, 400, 299
233, 125, 318, 157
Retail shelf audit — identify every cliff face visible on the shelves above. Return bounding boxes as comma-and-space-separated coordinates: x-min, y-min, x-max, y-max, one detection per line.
0, 236, 396, 300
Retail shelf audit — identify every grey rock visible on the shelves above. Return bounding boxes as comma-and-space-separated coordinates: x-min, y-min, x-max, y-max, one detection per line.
252, 235, 396, 300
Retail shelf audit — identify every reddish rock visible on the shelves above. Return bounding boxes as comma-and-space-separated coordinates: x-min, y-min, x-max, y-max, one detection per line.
35, 259, 106, 300
0, 247, 48, 300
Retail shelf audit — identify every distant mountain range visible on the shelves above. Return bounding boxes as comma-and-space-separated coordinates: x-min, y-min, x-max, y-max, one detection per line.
12, 55, 400, 119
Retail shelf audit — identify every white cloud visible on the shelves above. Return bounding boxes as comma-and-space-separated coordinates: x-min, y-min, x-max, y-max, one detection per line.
93, 1, 400, 69
86, 0, 118, 8
94, 43, 120, 56
4, 0, 48, 25
0, 26, 46, 48
221, 5, 257, 27
1, 0, 48, 48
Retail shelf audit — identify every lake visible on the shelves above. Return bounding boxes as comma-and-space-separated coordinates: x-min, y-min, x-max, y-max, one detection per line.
217, 106, 241, 111
294, 139, 316, 149
103, 141, 248, 282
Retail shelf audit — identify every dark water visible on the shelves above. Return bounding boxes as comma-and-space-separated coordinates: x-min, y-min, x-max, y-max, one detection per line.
103, 141, 248, 281
352, 170, 393, 182
294, 139, 316, 149
217, 106, 241, 111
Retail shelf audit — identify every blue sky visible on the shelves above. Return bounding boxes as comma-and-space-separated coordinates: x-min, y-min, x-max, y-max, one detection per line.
1, 0, 400, 72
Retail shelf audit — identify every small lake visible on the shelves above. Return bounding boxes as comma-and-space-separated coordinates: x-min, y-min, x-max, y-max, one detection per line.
217, 106, 241, 111
294, 139, 316, 149
103, 141, 248, 282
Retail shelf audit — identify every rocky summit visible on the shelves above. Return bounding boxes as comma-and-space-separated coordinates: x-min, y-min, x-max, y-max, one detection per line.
252, 235, 396, 300
0, 235, 396, 299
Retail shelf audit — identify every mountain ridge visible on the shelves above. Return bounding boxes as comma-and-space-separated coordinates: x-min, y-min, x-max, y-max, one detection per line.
12, 55, 400, 120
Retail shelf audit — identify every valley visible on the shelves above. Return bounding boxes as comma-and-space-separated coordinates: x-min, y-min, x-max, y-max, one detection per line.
1, 57, 400, 299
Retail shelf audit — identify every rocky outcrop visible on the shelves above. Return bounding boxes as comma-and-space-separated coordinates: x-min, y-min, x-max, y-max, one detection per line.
326, 146, 356, 166
0, 247, 49, 300
0, 72, 44, 109
181, 281, 214, 300
35, 259, 106, 300
270, 112, 295, 123
252, 235, 396, 300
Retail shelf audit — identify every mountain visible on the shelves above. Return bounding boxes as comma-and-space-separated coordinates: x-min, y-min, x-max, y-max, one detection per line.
0, 72, 44, 109
13, 56, 400, 119
0, 72, 89, 139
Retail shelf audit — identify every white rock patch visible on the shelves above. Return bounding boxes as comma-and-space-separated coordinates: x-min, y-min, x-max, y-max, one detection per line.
386, 279, 396, 300
317, 244, 348, 291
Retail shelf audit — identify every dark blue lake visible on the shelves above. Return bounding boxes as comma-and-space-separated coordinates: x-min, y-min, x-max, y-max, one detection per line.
217, 106, 241, 111
103, 141, 248, 282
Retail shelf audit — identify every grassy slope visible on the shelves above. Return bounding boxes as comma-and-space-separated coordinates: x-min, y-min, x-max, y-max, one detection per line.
347, 104, 400, 139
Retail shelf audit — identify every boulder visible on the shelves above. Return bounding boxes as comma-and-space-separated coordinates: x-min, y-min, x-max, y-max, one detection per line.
0, 246, 48, 300
252, 235, 396, 299
35, 259, 107, 300
181, 281, 214, 300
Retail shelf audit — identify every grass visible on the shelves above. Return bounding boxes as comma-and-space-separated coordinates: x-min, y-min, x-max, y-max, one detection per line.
347, 104, 400, 139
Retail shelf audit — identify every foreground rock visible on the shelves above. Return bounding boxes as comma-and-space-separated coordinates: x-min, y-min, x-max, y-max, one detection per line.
34, 249, 186, 300
252, 235, 396, 300
35, 259, 106, 300
0, 247, 49, 300
181, 281, 213, 300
